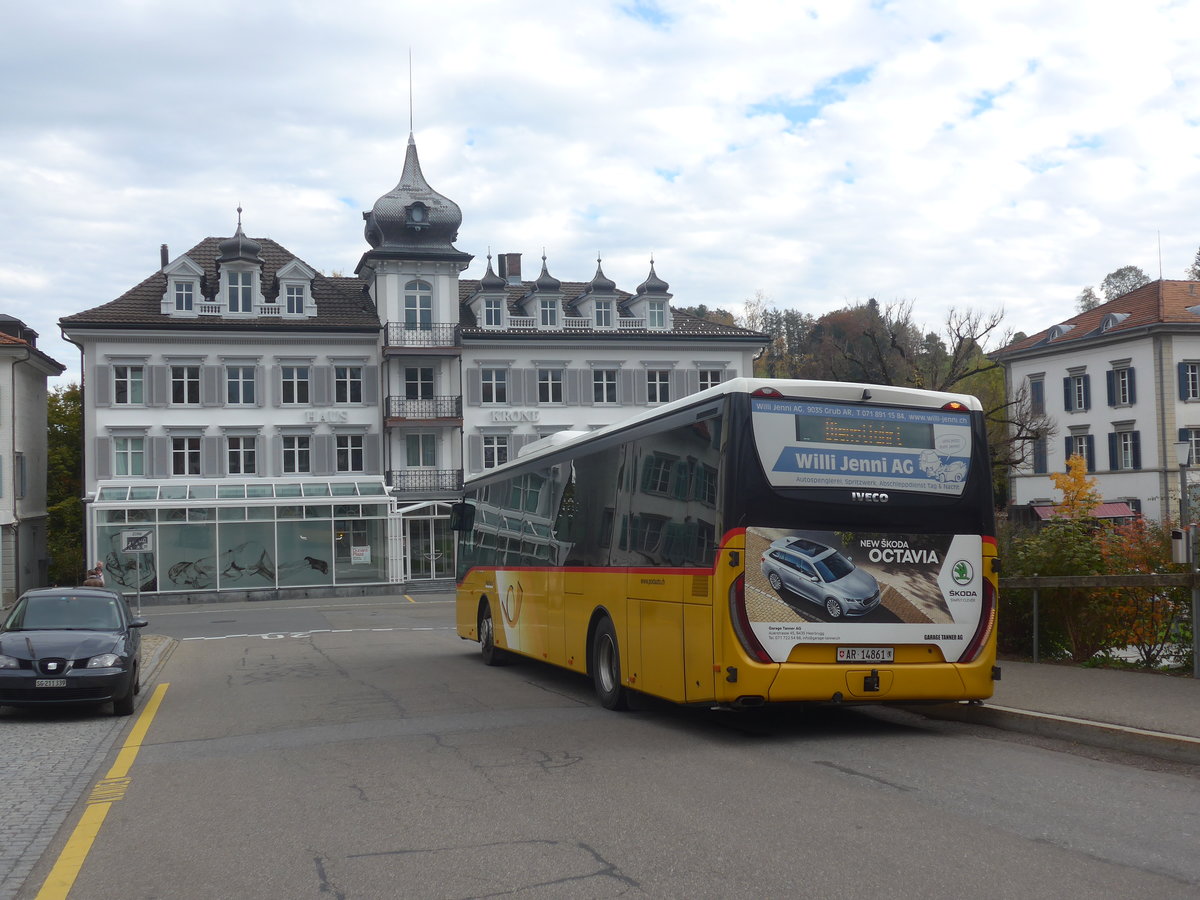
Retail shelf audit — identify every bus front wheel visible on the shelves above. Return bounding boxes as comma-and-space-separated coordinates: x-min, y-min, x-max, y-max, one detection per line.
591, 617, 629, 710
479, 602, 508, 666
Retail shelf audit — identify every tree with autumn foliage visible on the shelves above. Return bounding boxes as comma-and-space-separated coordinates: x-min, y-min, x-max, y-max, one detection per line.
1095, 518, 1187, 667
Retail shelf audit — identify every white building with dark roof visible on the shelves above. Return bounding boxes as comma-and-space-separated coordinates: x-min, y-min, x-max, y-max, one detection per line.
61, 134, 769, 596
994, 279, 1200, 523
0, 317, 65, 603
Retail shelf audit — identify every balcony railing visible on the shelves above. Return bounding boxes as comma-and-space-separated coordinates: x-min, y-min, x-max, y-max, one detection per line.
385, 322, 461, 348
387, 469, 463, 493
386, 395, 462, 420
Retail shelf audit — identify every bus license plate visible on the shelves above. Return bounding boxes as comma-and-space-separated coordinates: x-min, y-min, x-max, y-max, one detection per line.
36, 679, 68, 688
837, 647, 893, 663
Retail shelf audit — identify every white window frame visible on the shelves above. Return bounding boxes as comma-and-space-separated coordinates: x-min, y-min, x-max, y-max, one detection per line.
114, 365, 145, 405
484, 297, 504, 328
594, 300, 614, 328
227, 436, 256, 474
593, 369, 618, 404
335, 366, 363, 404
282, 435, 311, 473
114, 436, 145, 476
285, 284, 304, 314
538, 368, 564, 404
481, 368, 507, 404
228, 270, 253, 313
282, 366, 310, 405
227, 366, 256, 405
405, 367, 434, 399
335, 434, 365, 473
699, 369, 722, 391
171, 437, 201, 475
404, 279, 433, 329
483, 435, 509, 469
406, 433, 436, 467
175, 281, 194, 311
647, 369, 670, 404
171, 365, 201, 405
647, 300, 666, 329
540, 298, 559, 328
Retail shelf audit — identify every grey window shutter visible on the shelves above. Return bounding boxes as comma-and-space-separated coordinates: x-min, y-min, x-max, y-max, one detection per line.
524, 369, 537, 404
581, 372, 594, 406
271, 366, 282, 407
270, 435, 283, 476
467, 435, 483, 473
721, 368, 734, 382
314, 433, 335, 474
252, 436, 264, 476
202, 365, 222, 407
686, 369, 700, 395
312, 366, 332, 407
565, 369, 580, 405
255, 366, 265, 408
671, 370, 686, 400
466, 368, 482, 406
620, 369, 635, 404
365, 433, 381, 474
631, 369, 647, 405
202, 436, 222, 475
149, 366, 169, 407
92, 367, 111, 407
95, 437, 112, 478
362, 366, 379, 405
507, 369, 523, 406
151, 436, 169, 477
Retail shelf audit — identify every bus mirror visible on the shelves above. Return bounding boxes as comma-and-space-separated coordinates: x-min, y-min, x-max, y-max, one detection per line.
450, 502, 475, 532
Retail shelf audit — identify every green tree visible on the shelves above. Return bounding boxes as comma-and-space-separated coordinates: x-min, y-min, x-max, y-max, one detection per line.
1100, 265, 1150, 301
1076, 286, 1100, 312
46, 383, 84, 585
1187, 247, 1200, 280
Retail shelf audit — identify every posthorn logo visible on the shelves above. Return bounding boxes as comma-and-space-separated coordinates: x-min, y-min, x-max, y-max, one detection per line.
951, 560, 974, 585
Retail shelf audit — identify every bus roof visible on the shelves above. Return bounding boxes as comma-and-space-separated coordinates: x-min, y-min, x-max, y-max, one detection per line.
466, 377, 984, 485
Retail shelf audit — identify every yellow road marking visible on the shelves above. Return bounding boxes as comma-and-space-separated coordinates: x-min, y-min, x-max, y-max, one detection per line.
35, 683, 169, 900
405, 594, 416, 603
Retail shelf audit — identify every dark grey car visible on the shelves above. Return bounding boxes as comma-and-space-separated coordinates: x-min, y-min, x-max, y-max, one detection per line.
0, 587, 147, 716
760, 537, 882, 618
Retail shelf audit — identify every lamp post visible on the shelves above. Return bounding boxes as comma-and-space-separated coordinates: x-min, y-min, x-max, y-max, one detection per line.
1174, 440, 1200, 679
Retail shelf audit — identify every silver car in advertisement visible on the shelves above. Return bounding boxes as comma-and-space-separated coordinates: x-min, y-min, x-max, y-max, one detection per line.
760, 536, 882, 618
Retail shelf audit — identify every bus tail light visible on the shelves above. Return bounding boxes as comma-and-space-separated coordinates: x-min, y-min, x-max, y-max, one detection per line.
751, 387, 783, 398
940, 400, 969, 412
729, 574, 772, 663
957, 575, 996, 663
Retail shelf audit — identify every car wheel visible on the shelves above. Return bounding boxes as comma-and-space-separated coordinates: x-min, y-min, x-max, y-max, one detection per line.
591, 616, 629, 710
479, 601, 507, 667
824, 597, 843, 618
768, 572, 783, 592
113, 668, 136, 716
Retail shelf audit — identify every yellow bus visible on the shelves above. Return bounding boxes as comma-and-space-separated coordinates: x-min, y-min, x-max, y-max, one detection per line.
453, 378, 998, 710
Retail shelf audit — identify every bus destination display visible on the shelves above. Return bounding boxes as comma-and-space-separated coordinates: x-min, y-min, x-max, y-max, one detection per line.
752, 398, 973, 495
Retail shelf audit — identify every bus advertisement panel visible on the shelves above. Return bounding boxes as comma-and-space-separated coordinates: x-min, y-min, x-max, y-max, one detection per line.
748, 528, 984, 663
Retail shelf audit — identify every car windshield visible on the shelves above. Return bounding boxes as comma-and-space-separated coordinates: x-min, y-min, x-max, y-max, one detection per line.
5, 594, 122, 631
814, 553, 855, 582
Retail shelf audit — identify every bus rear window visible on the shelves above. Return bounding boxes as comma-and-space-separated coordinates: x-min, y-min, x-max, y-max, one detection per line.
751, 398, 974, 497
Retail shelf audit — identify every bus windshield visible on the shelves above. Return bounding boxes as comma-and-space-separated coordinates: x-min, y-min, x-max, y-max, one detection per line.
751, 397, 974, 495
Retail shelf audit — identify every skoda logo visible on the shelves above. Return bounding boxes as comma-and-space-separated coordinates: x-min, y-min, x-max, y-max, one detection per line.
951, 560, 974, 585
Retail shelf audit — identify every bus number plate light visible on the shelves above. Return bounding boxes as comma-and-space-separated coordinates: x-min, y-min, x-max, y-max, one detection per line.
836, 647, 893, 663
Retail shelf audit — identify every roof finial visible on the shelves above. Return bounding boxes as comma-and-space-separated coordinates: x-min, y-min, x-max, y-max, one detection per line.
237, 204, 243, 227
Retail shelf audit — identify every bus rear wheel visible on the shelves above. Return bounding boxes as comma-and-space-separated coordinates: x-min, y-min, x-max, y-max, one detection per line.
591, 617, 629, 710
479, 602, 507, 666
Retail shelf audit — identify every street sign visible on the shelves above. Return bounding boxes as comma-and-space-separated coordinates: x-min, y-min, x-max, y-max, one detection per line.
120, 529, 154, 553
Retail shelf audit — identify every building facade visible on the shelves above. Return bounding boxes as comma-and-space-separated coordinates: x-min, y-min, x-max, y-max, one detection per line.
995, 279, 1200, 522
0, 317, 65, 603
62, 135, 769, 598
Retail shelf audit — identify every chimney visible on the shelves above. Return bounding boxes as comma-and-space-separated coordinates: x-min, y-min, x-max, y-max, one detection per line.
161, 244, 169, 269
497, 252, 522, 285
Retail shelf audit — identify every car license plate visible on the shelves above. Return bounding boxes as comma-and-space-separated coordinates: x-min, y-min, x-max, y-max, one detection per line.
35, 679, 68, 688
837, 647, 893, 663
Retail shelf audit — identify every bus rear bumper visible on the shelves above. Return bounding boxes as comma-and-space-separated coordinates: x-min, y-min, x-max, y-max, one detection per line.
764, 659, 996, 703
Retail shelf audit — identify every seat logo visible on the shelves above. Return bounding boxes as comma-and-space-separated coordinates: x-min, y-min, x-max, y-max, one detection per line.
851, 491, 889, 503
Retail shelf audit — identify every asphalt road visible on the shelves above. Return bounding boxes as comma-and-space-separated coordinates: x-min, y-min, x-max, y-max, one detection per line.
10, 594, 1200, 899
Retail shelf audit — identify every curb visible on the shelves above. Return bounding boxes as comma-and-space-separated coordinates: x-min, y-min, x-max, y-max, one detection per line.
139, 633, 177, 687
911, 701, 1200, 766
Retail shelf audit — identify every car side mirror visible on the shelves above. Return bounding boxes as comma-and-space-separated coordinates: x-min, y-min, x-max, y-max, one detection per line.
130, 619, 149, 629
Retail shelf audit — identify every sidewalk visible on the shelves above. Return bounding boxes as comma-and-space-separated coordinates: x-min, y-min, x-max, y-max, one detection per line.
917, 660, 1200, 765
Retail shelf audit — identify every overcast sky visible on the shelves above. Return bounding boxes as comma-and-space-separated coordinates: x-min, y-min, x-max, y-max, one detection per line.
5, 0, 1200, 385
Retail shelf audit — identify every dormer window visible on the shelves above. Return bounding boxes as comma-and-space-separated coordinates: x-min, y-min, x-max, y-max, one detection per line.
647, 300, 666, 329
405, 202, 430, 231
286, 284, 305, 315
539, 298, 559, 328
484, 297, 504, 328
228, 270, 253, 313
175, 281, 194, 311
595, 300, 614, 328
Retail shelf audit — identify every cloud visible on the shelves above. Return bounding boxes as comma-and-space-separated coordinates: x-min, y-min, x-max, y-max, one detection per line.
3, 0, 1200, 384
